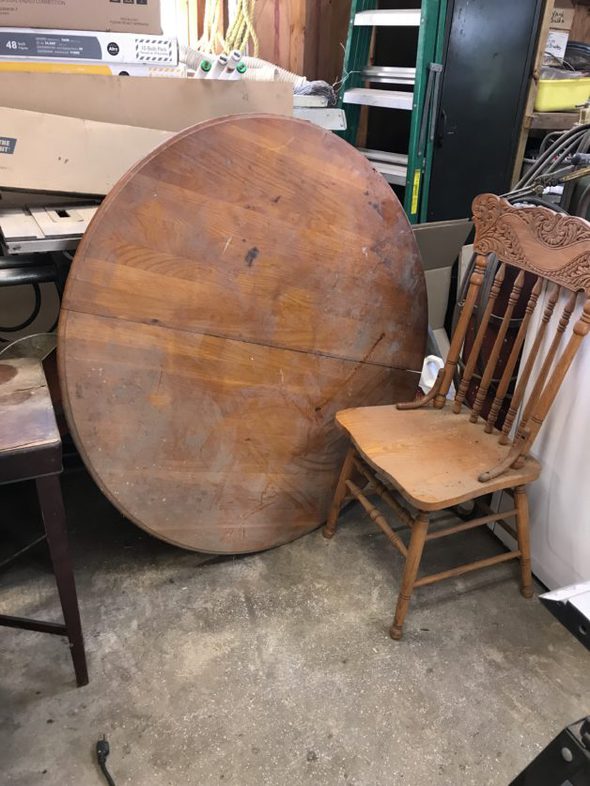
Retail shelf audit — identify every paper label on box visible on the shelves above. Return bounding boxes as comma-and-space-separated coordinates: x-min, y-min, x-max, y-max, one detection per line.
0, 30, 177, 65
546, 29, 569, 60
134, 37, 174, 63
0, 31, 102, 60
0, 136, 16, 154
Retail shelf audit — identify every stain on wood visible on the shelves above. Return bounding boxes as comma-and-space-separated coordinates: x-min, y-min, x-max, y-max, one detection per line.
244, 246, 259, 267
58, 115, 426, 554
0, 358, 60, 456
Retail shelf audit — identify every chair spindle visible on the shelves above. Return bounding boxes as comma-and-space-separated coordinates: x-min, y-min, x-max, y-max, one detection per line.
520, 300, 590, 456
453, 263, 505, 414
485, 278, 542, 433
470, 270, 525, 423
516, 289, 578, 440
434, 254, 488, 408
499, 284, 560, 445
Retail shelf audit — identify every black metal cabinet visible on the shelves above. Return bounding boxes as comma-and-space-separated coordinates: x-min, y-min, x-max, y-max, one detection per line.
426, 0, 543, 221
368, 0, 543, 222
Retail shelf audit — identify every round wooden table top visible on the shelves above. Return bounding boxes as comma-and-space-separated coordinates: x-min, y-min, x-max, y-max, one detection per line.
59, 114, 427, 553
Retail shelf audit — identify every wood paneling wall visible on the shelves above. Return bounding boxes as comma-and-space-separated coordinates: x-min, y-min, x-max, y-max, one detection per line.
308, 0, 353, 84
571, 1, 590, 42
254, 0, 308, 74
254, 0, 351, 82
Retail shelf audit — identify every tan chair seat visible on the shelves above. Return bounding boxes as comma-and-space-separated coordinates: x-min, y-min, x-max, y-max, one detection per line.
337, 404, 541, 512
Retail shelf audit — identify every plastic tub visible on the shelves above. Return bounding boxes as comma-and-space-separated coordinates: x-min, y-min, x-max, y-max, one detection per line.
535, 77, 590, 112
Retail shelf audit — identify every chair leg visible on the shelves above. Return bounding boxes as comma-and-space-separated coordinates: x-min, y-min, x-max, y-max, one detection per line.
514, 485, 534, 599
323, 445, 356, 539
390, 511, 429, 640
36, 475, 89, 687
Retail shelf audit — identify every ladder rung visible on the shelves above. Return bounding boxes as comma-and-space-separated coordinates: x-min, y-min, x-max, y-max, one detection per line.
343, 88, 413, 111
362, 66, 416, 85
359, 148, 408, 167
354, 9, 421, 27
369, 161, 408, 186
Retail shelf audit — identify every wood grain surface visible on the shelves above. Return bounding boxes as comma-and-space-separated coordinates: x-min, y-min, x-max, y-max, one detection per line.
58, 115, 426, 553
335, 405, 541, 512
0, 358, 59, 454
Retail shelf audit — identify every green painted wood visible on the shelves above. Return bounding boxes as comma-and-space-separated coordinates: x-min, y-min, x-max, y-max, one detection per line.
337, 1, 448, 225
337, 0, 377, 145
419, 0, 448, 223
404, 0, 446, 224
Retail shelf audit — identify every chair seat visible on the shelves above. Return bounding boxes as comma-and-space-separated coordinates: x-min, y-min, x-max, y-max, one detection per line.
0, 358, 61, 483
336, 404, 541, 511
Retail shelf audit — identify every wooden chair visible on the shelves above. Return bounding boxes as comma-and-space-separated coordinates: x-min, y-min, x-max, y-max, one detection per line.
324, 193, 590, 640
0, 357, 88, 685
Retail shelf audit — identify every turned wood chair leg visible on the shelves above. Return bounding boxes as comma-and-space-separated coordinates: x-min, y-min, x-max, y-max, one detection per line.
323, 445, 356, 539
514, 485, 534, 600
36, 475, 89, 687
390, 511, 429, 640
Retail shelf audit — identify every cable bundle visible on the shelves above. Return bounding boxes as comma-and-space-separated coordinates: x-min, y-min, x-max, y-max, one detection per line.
507, 123, 590, 209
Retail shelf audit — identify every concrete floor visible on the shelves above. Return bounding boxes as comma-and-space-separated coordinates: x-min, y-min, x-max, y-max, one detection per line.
0, 469, 588, 786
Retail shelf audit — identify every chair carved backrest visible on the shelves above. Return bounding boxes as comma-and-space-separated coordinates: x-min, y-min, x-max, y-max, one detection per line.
431, 194, 590, 481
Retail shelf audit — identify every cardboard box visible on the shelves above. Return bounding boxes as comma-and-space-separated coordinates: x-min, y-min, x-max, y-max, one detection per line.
551, 1, 575, 31
0, 0, 162, 35
0, 61, 187, 77
0, 73, 293, 131
0, 106, 172, 195
0, 29, 176, 65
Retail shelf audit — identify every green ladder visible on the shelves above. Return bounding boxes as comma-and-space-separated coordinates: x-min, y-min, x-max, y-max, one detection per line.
338, 1, 447, 223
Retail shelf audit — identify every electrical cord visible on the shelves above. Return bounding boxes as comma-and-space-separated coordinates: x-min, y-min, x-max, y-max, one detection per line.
545, 134, 585, 175
96, 736, 117, 786
574, 181, 590, 218
513, 124, 590, 190
538, 130, 561, 156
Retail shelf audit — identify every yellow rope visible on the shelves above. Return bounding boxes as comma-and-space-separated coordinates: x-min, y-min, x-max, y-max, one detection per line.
197, 0, 259, 56
197, 0, 223, 53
